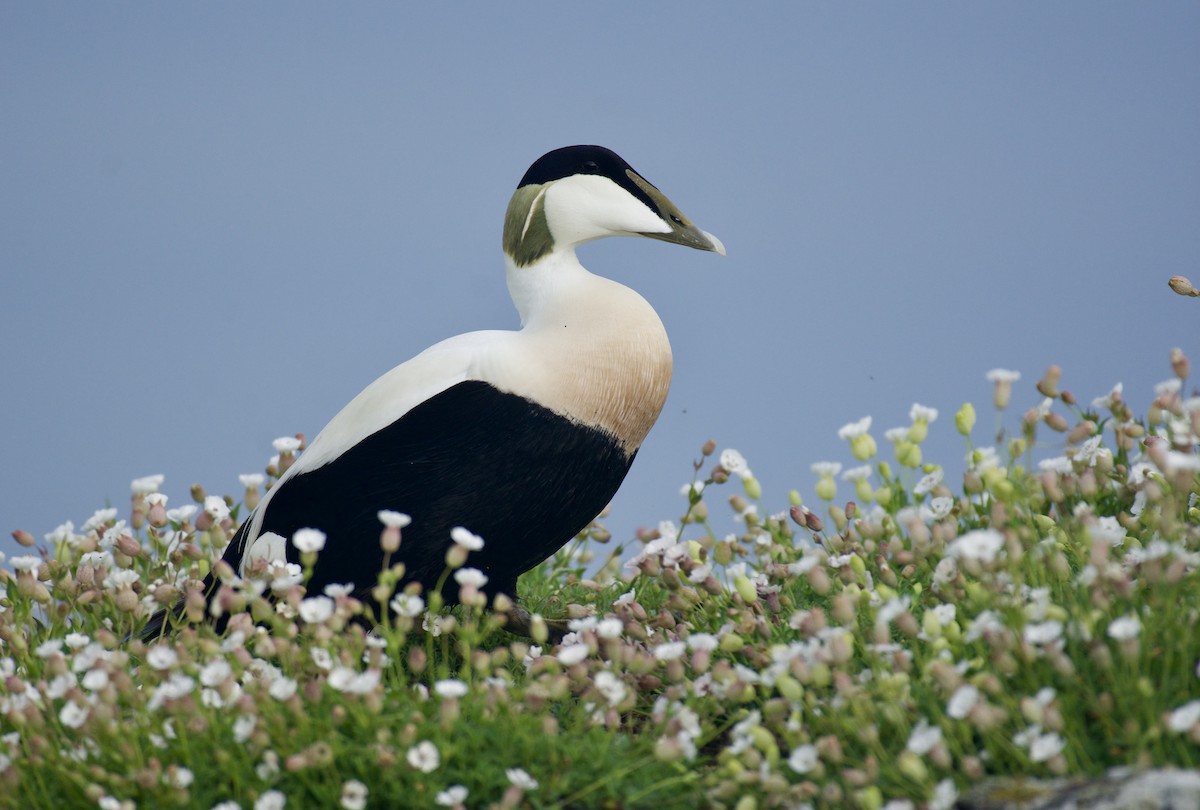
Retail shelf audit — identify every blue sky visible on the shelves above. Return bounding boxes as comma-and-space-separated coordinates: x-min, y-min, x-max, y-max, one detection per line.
3, 4, 1198, 560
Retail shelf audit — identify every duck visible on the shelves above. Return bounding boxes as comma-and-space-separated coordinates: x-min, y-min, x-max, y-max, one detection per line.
145, 144, 723, 638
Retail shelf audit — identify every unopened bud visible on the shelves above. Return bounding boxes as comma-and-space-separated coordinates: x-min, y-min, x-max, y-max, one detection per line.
701, 439, 717, 457
1168, 275, 1199, 296
1171, 347, 1189, 379
1036, 365, 1062, 399
1044, 412, 1068, 432
190, 483, 207, 503
12, 529, 35, 547
1060, 390, 1076, 406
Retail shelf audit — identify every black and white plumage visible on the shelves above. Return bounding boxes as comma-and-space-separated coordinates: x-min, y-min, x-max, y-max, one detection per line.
148, 145, 723, 635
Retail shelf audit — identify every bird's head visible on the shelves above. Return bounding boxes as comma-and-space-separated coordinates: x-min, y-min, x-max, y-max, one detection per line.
502, 145, 725, 267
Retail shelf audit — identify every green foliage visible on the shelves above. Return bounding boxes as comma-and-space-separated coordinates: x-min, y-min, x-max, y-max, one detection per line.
1, 352, 1198, 809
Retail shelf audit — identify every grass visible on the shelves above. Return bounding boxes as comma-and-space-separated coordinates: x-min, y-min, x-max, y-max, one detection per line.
1, 349, 1198, 810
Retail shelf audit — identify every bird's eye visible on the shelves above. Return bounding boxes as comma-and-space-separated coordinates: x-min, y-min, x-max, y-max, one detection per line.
671, 215, 683, 225
582, 160, 599, 172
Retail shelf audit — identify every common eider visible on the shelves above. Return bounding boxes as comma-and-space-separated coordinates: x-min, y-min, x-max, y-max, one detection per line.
146, 145, 723, 637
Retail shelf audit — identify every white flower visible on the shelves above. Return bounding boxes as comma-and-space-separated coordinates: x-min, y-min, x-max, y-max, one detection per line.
596, 618, 623, 639
81, 669, 109, 691
926, 497, 953, 520
9, 555, 42, 572
719, 448, 750, 478
166, 504, 198, 524
910, 403, 938, 423
298, 596, 335, 624
687, 633, 719, 651
434, 679, 468, 699
946, 684, 979, 719
204, 496, 230, 521
131, 474, 165, 494
986, 369, 1021, 383
841, 464, 872, 481
594, 671, 627, 706
406, 741, 440, 773
947, 529, 1004, 563
377, 510, 412, 528
1167, 700, 1200, 732
239, 473, 265, 488
810, 461, 842, 477
292, 528, 326, 553
837, 416, 872, 439
82, 508, 119, 532
1023, 621, 1064, 646
233, 714, 256, 743
930, 779, 958, 810
435, 785, 468, 807
1106, 614, 1141, 641
64, 633, 90, 649
1028, 731, 1065, 762
906, 719, 942, 755
506, 768, 538, 790
272, 436, 301, 453
556, 643, 590, 666
167, 766, 194, 789
340, 779, 369, 810
884, 426, 909, 443
328, 667, 379, 695
200, 659, 233, 687
59, 701, 89, 729
324, 583, 355, 598
390, 593, 425, 617
450, 526, 484, 551
453, 568, 488, 588
1038, 456, 1073, 474
787, 744, 818, 773
914, 468, 944, 495
212, 802, 241, 810
147, 646, 178, 671
255, 790, 286, 810
680, 481, 705, 498
653, 641, 687, 661
268, 677, 297, 701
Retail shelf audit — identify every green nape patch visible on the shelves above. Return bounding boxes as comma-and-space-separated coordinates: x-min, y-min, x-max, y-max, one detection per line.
1, 349, 1198, 809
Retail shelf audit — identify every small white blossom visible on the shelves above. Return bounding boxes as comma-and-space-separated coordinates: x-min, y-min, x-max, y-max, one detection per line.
506, 768, 538, 790
837, 415, 872, 439
914, 468, 944, 495
298, 596, 335, 624
435, 785, 468, 807
203, 496, 230, 521
931, 779, 958, 810
1106, 614, 1141, 641
594, 670, 627, 706
377, 510, 411, 528
268, 677, 297, 701
390, 593, 425, 617
1167, 700, 1200, 732
906, 718, 942, 755
787, 744, 818, 773
596, 618, 623, 639
986, 369, 1021, 383
131, 474, 165, 494
340, 779, 369, 810
199, 659, 233, 688
450, 526, 484, 551
59, 701, 89, 729
841, 464, 872, 481
9, 555, 42, 572
453, 567, 488, 588
233, 714, 256, 743
910, 403, 939, 423
292, 528, 326, 553
434, 679, 468, 699
1029, 731, 1065, 762
947, 684, 980, 719
239, 473, 265, 488
406, 741, 440, 773
719, 448, 750, 478
272, 436, 301, 453
654, 641, 687, 661
557, 644, 590, 666
947, 529, 1004, 563
255, 790, 286, 810
1024, 620, 1064, 646
147, 646, 178, 671
810, 461, 842, 477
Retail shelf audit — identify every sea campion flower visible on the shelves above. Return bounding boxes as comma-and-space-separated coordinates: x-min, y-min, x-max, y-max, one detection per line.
298, 596, 335, 624
1106, 614, 1141, 641
838, 416, 877, 460
434, 679, 468, 699
946, 684, 980, 719
908, 403, 938, 442
986, 369, 1021, 410
406, 741, 440, 773
390, 593, 425, 617
131, 474, 165, 495
292, 528, 327, 553
506, 768, 539, 791
453, 568, 488, 588
255, 790, 286, 810
842, 465, 873, 502
436, 786, 468, 807
450, 526, 484, 551
203, 496, 230, 522
947, 529, 1004, 564
340, 780, 369, 810
719, 448, 751, 479
811, 461, 842, 501
787, 744, 819, 774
